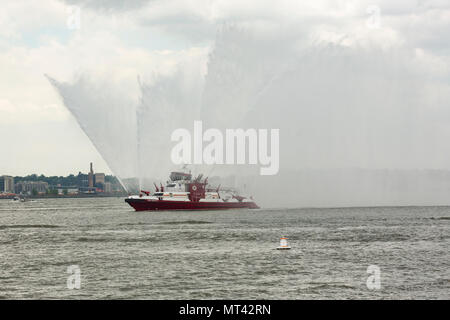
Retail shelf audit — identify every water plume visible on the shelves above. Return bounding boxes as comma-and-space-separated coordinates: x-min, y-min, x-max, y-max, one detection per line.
47, 74, 138, 191
48, 24, 450, 207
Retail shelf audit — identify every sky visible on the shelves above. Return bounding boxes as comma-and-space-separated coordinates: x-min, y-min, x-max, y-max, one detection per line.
1, 0, 450, 178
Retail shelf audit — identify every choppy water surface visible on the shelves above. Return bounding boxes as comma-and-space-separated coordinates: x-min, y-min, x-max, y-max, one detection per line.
0, 198, 448, 299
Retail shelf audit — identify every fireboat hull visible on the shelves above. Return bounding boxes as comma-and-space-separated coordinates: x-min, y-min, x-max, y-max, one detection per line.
125, 198, 259, 211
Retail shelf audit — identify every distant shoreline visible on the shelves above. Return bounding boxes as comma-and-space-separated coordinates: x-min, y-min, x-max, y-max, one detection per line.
0, 193, 127, 200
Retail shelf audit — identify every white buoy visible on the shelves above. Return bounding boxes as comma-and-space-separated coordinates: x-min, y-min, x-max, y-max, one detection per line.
276, 237, 291, 250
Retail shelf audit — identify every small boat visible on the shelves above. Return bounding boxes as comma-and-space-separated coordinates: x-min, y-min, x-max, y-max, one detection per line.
276, 237, 291, 250
125, 170, 259, 211
12, 196, 29, 202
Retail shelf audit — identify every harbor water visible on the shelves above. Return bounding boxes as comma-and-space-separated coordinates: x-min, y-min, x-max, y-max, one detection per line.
0, 198, 448, 299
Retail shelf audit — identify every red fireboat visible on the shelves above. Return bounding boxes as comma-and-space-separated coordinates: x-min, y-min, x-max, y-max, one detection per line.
125, 171, 259, 211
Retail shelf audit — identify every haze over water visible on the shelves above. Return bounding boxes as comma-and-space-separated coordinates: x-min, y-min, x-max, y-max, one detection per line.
1, 198, 448, 299
48, 24, 450, 208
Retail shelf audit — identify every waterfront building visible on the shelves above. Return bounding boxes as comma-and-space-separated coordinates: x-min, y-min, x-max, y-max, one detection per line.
15, 181, 49, 194
0, 176, 14, 193
79, 186, 97, 194
77, 172, 89, 188
94, 173, 105, 185
56, 186, 79, 195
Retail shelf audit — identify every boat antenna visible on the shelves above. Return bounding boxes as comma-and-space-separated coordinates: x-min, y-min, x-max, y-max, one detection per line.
216, 184, 221, 199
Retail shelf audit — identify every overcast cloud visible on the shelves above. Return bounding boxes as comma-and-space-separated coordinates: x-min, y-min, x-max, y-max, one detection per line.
1, 0, 449, 186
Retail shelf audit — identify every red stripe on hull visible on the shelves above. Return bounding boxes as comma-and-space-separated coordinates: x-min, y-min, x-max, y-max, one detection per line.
125, 198, 259, 211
